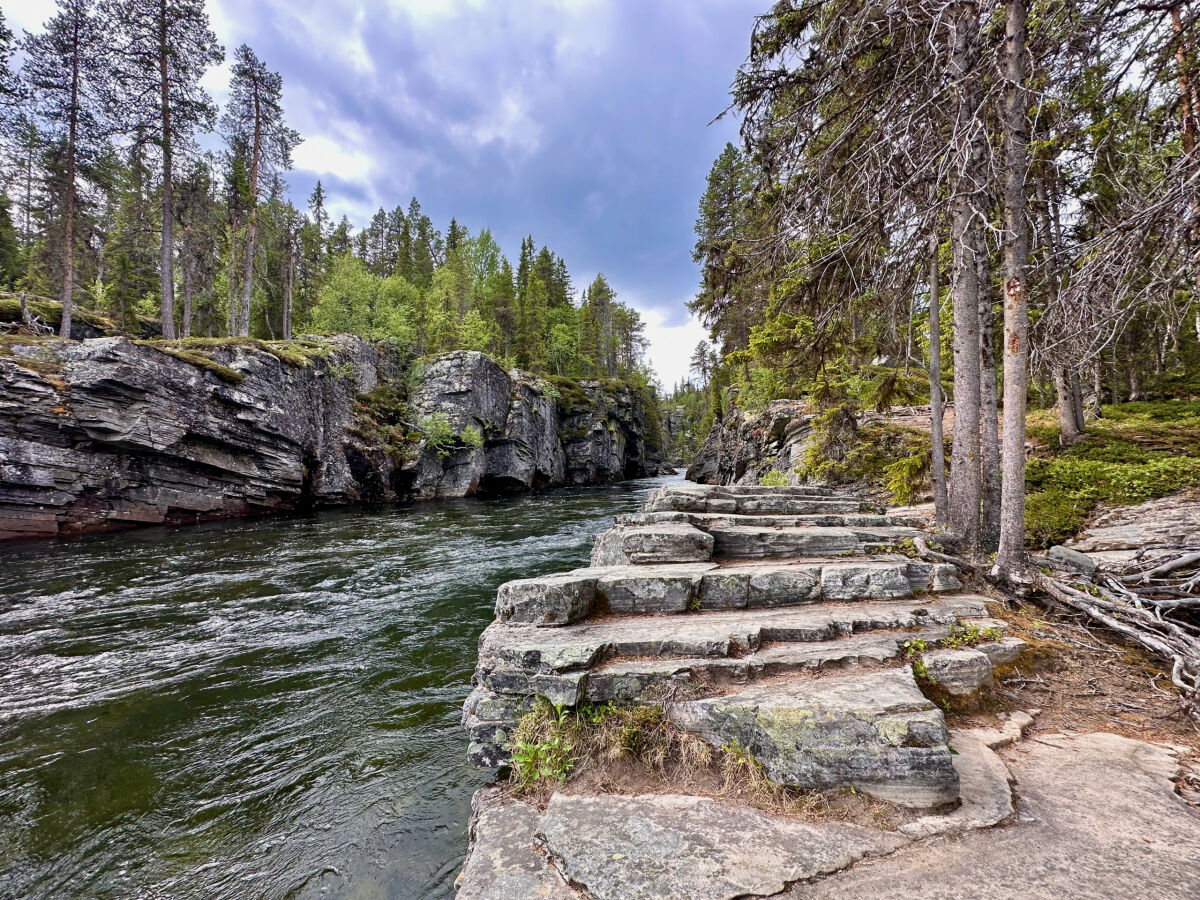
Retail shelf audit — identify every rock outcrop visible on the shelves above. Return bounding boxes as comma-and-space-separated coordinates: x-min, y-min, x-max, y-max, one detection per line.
687, 400, 816, 485
456, 481, 1061, 899
0, 340, 661, 540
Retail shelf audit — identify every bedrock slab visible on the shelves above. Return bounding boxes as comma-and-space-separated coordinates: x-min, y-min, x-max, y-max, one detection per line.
920, 648, 995, 697
493, 558, 964, 626
456, 791, 575, 900
667, 668, 959, 808
782, 732, 1200, 899
707, 525, 922, 559
536, 793, 907, 900
589, 521, 714, 566
478, 596, 991, 676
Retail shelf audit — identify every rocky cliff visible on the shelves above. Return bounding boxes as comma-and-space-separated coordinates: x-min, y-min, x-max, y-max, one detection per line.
0, 338, 661, 540
686, 399, 816, 485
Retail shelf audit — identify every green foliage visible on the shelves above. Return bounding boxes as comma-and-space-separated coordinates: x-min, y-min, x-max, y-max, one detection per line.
1023, 402, 1200, 546
508, 700, 711, 794
420, 412, 456, 458
461, 424, 484, 449
510, 702, 577, 790
758, 469, 788, 486
940, 623, 1004, 649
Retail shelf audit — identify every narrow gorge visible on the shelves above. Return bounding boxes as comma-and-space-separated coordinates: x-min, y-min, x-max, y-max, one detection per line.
0, 337, 664, 540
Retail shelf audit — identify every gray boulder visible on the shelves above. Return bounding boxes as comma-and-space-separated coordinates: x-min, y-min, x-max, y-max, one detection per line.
590, 522, 714, 566
495, 572, 597, 626
667, 667, 959, 807
920, 648, 995, 696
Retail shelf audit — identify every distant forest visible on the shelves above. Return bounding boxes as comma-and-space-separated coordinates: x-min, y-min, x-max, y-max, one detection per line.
0, 1, 653, 386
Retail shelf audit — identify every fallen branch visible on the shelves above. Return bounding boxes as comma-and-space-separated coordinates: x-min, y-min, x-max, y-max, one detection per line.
1120, 550, 1200, 584
913, 535, 977, 573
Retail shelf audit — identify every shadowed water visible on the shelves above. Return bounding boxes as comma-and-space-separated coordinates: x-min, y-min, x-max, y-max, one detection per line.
0, 473, 680, 899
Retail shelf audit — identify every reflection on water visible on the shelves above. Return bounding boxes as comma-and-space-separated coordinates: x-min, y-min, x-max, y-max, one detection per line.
0, 473, 679, 899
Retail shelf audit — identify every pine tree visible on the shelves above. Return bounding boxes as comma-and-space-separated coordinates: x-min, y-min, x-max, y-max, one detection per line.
22, 0, 111, 337
109, 0, 222, 339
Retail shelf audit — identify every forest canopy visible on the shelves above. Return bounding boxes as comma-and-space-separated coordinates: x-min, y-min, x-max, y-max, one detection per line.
0, 1, 654, 386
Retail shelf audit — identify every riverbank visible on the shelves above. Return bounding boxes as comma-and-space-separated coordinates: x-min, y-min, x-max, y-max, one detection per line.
0, 335, 666, 541
0, 474, 680, 899
456, 481, 1200, 898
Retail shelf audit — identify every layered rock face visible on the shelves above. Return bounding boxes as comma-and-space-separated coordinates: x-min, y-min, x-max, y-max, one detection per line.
405, 352, 660, 500
687, 399, 816, 485
0, 341, 659, 540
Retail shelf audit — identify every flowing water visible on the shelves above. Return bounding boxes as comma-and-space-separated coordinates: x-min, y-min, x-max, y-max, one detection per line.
0, 473, 681, 900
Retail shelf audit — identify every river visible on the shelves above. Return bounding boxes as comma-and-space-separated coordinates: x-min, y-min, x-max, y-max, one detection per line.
0, 473, 680, 900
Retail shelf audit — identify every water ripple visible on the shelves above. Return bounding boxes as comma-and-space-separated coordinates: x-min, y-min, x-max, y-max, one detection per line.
0, 474, 679, 899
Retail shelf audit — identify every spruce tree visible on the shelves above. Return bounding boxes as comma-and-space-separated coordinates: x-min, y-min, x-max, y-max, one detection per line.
22, 0, 111, 337
220, 44, 299, 336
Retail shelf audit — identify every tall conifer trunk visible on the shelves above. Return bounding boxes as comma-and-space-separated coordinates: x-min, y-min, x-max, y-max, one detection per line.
997, 0, 1032, 574
928, 232, 949, 526
946, 1, 987, 551
158, 0, 175, 339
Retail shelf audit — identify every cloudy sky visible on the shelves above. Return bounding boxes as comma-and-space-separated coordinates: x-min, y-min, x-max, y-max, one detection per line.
5, 0, 763, 386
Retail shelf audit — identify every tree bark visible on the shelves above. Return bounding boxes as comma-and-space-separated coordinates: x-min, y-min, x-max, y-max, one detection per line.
978, 265, 1001, 550
1089, 361, 1103, 418
182, 256, 193, 339
997, 0, 1031, 575
283, 227, 295, 342
1070, 371, 1085, 430
928, 232, 949, 526
946, 2, 987, 552
228, 222, 239, 337
1174, 5, 1197, 156
158, 1, 176, 340
1055, 368, 1083, 445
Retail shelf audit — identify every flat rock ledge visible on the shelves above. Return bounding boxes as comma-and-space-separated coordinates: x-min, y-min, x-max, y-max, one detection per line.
667, 668, 959, 808
456, 730, 1194, 900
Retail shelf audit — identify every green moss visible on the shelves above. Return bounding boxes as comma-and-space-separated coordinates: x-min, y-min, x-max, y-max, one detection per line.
758, 469, 788, 487
1022, 403, 1200, 547
546, 375, 590, 412
0, 334, 67, 376
156, 348, 244, 384
0, 296, 118, 333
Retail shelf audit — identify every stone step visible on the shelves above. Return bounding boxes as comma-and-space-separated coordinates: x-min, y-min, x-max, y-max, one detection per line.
476, 595, 993, 705
649, 493, 866, 516
666, 667, 960, 808
706, 524, 923, 559
590, 521, 714, 566
617, 510, 915, 530
496, 559, 963, 626
584, 626, 950, 703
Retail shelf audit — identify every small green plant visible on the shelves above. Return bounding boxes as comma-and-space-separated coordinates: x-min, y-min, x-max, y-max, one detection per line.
911, 657, 933, 684
902, 638, 927, 657
325, 359, 356, 379
939, 622, 1004, 649
510, 701, 577, 790
758, 469, 788, 487
461, 424, 484, 449
421, 412, 456, 458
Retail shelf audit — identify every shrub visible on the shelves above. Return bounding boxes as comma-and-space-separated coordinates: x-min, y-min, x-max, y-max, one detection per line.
758, 469, 788, 487
421, 412, 456, 458
461, 424, 484, 449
